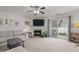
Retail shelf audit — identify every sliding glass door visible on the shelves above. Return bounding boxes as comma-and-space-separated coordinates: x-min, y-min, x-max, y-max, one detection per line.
57, 16, 69, 39
50, 16, 69, 39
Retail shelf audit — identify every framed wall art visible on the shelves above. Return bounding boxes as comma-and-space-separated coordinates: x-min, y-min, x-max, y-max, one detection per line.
5, 18, 8, 24
25, 21, 30, 26
0, 17, 3, 25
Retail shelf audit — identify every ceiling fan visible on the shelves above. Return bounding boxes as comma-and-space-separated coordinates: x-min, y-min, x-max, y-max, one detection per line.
27, 6, 46, 15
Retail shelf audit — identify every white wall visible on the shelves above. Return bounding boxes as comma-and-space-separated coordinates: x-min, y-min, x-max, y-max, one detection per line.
24, 10, 79, 39
0, 11, 30, 46
70, 11, 79, 25
69, 11, 79, 33
0, 11, 30, 31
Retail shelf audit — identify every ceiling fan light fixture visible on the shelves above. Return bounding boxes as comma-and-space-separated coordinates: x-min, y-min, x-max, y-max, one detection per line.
34, 10, 39, 14
36, 11, 40, 14
27, 6, 45, 15
34, 11, 37, 13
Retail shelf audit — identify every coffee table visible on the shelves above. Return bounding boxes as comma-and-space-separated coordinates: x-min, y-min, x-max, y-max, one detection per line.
7, 38, 24, 49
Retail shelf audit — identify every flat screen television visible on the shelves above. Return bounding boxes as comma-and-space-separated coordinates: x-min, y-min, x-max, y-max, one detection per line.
33, 19, 44, 26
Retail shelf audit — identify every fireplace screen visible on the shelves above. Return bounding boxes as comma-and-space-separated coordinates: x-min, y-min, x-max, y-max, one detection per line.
34, 30, 41, 36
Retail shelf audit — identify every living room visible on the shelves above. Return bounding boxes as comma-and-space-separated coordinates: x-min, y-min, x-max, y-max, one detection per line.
0, 6, 79, 52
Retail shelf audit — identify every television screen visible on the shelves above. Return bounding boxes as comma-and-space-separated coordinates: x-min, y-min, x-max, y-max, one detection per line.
33, 19, 44, 26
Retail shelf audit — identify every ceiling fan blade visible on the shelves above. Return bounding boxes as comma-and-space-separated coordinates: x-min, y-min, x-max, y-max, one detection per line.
40, 7, 46, 9
40, 11, 45, 14
27, 10, 33, 12
30, 6, 34, 8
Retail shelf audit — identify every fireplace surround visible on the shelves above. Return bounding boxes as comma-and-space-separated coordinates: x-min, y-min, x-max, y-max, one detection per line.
34, 30, 41, 36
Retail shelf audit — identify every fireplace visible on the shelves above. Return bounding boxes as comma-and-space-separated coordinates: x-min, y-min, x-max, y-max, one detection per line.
34, 30, 41, 36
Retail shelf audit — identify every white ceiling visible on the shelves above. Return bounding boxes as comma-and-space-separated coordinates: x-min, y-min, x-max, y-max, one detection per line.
0, 6, 79, 18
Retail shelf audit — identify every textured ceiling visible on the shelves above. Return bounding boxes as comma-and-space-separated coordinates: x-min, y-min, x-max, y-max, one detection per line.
0, 6, 79, 18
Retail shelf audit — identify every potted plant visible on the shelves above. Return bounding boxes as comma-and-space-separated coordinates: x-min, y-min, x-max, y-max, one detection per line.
41, 31, 48, 37
58, 32, 67, 36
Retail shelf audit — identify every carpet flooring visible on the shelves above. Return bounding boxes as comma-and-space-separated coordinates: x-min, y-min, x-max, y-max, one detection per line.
24, 37, 79, 52
0, 37, 79, 52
